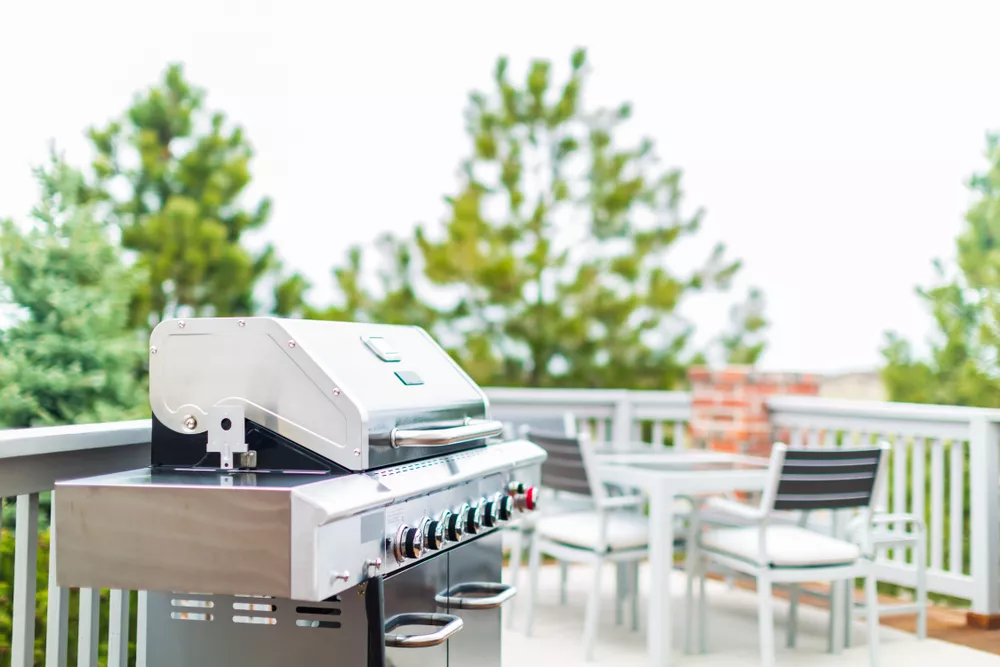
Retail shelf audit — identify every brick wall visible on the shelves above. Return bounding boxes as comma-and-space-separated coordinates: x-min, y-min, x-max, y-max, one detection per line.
687, 366, 820, 457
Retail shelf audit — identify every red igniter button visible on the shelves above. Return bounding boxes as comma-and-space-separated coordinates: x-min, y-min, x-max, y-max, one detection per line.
525, 486, 538, 511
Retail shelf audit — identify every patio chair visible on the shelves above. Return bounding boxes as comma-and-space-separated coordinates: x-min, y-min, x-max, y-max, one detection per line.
687, 442, 891, 667
522, 430, 668, 660
496, 412, 587, 628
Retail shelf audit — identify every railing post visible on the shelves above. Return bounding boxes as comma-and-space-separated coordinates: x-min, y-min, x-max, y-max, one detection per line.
969, 417, 1000, 626
612, 393, 633, 451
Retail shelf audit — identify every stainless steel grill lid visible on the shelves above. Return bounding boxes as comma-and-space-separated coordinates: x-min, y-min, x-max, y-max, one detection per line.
148, 317, 502, 471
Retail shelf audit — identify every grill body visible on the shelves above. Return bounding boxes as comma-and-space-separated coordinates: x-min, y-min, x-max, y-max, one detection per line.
54, 317, 545, 667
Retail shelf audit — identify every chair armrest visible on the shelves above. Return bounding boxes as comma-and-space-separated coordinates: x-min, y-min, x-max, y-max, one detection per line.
596, 495, 646, 510
702, 497, 766, 523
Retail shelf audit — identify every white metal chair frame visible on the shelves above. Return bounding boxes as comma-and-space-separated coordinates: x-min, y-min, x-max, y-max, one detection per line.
686, 442, 892, 667
521, 431, 655, 661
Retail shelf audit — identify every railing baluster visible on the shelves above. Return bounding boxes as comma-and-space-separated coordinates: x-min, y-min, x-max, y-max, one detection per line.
673, 421, 686, 450
46, 495, 70, 667
137, 590, 148, 667
912, 436, 926, 566
930, 438, 945, 572
950, 439, 966, 574
12, 493, 40, 667
806, 428, 820, 447
892, 434, 908, 563
823, 428, 836, 448
789, 427, 803, 447
78, 588, 101, 667
108, 589, 131, 667
652, 421, 664, 448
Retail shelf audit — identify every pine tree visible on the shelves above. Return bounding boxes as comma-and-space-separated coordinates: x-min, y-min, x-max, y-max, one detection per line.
0, 153, 147, 427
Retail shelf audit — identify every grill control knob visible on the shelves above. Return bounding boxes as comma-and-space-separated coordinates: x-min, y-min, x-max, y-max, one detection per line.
423, 518, 444, 551
497, 495, 515, 521
437, 510, 456, 543
393, 525, 423, 563
466, 502, 486, 535
447, 506, 467, 542
508, 481, 526, 495
482, 500, 499, 528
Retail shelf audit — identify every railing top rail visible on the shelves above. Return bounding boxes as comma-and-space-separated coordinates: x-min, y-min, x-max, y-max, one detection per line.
484, 387, 691, 406
767, 395, 1000, 425
0, 419, 152, 460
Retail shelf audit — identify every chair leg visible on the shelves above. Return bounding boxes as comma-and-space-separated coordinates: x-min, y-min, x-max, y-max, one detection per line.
583, 560, 604, 661
757, 576, 776, 667
559, 561, 569, 605
506, 528, 524, 629
524, 533, 543, 637
915, 537, 928, 640
684, 555, 696, 654
698, 558, 708, 655
786, 585, 799, 648
630, 561, 640, 632
615, 563, 625, 626
830, 580, 845, 655
865, 572, 881, 667
844, 577, 854, 649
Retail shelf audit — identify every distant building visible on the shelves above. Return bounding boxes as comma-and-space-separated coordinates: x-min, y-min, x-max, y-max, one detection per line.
818, 370, 886, 402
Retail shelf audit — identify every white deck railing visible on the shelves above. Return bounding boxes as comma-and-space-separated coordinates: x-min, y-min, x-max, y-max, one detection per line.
2, 390, 999, 664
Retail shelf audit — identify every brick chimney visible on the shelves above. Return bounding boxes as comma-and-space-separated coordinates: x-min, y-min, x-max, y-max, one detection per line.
687, 366, 820, 457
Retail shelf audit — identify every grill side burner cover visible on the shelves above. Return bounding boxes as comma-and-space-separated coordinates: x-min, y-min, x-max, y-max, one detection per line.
149, 317, 492, 471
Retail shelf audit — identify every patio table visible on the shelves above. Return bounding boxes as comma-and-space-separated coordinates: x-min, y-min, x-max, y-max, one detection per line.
594, 450, 770, 667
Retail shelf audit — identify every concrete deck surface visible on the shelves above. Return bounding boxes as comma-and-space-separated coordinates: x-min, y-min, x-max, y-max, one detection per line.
501, 563, 1000, 666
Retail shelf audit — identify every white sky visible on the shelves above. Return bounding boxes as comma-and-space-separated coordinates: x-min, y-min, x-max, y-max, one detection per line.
2, 0, 999, 373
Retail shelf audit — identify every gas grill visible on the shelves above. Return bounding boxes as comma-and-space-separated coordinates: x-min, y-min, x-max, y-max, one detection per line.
54, 317, 545, 667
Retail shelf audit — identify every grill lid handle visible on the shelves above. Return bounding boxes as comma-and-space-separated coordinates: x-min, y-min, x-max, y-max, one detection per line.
434, 582, 517, 609
389, 419, 504, 448
383, 613, 464, 648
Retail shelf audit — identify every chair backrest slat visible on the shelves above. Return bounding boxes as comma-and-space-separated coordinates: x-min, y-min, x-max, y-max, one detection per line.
770, 445, 886, 512
524, 429, 595, 498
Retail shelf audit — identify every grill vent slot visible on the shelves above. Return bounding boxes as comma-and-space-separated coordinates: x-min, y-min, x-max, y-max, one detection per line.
295, 601, 342, 630
170, 597, 215, 621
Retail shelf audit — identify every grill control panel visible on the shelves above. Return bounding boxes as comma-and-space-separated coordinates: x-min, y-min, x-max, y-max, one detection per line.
387, 475, 540, 566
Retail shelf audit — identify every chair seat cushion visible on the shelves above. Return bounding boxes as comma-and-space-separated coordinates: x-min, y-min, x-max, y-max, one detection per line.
700, 525, 862, 568
534, 511, 649, 551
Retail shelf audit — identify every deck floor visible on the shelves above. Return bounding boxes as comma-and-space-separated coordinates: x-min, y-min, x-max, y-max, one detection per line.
501, 563, 1000, 666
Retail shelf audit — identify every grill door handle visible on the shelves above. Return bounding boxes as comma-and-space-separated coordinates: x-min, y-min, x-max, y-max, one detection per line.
434, 582, 517, 609
390, 419, 505, 448
384, 613, 463, 648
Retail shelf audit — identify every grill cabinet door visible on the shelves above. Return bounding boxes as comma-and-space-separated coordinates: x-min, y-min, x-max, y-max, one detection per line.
444, 530, 505, 667
383, 551, 450, 667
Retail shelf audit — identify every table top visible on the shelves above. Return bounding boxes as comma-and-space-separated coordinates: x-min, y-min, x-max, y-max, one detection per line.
594, 448, 770, 492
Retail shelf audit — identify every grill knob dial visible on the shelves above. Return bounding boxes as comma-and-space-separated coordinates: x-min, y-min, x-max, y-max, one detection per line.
466, 502, 486, 535
508, 481, 526, 495
447, 506, 467, 542
437, 510, 456, 543
497, 495, 515, 521
423, 518, 444, 550
482, 500, 498, 528
393, 525, 423, 563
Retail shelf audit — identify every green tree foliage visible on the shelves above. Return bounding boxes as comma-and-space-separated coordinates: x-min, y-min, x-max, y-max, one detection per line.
87, 63, 300, 327
306, 50, 765, 387
0, 155, 147, 428
881, 133, 1000, 406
